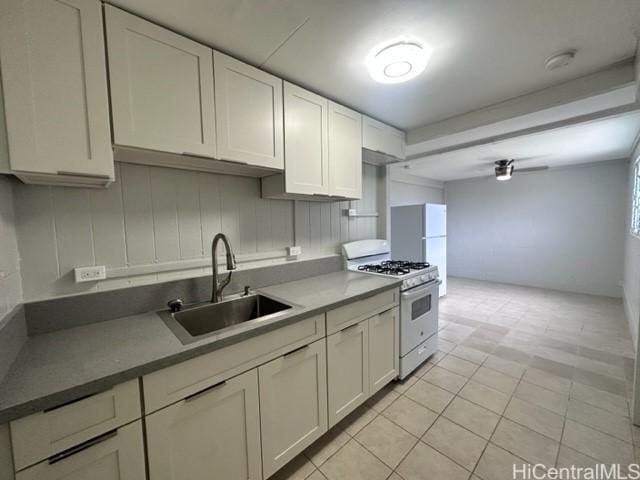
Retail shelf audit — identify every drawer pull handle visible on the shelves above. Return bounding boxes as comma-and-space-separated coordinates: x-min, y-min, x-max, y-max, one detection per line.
284, 345, 309, 357
341, 323, 359, 333
48, 429, 117, 464
181, 151, 216, 160
57, 171, 111, 179
182, 152, 249, 166
185, 380, 227, 402
43, 392, 96, 412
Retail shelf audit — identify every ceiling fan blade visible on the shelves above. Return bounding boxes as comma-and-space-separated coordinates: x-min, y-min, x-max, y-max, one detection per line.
517, 166, 549, 173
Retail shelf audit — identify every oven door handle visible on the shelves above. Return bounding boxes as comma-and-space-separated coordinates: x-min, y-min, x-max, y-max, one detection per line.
401, 280, 441, 300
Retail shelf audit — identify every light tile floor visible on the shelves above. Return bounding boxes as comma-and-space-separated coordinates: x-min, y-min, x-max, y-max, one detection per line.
271, 277, 638, 480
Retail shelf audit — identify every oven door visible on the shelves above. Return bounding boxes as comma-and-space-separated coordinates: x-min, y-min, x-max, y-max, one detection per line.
400, 280, 440, 355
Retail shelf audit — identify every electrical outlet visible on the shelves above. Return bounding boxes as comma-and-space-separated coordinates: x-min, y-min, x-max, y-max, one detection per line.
288, 246, 302, 257
74, 265, 106, 283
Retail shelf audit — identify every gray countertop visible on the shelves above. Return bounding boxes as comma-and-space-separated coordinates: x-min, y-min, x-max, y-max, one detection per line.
0, 271, 400, 424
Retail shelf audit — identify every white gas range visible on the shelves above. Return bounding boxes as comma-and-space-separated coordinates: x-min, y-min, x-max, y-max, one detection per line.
343, 239, 441, 379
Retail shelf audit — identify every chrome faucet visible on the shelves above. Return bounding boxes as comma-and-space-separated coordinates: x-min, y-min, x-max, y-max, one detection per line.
211, 233, 237, 303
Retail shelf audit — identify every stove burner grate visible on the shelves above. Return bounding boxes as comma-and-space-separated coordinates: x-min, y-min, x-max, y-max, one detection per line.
356, 260, 430, 276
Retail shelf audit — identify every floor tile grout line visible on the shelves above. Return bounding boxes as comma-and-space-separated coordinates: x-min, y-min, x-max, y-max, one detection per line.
445, 311, 632, 369
554, 406, 568, 468
397, 350, 487, 477
350, 426, 421, 473
456, 317, 636, 465
479, 364, 562, 469
444, 329, 612, 469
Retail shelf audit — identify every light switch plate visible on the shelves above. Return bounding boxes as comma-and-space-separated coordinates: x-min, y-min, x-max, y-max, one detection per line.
288, 246, 302, 256
74, 265, 106, 283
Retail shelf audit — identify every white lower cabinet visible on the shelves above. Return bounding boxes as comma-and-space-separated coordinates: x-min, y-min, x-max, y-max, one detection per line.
368, 308, 400, 395
15, 421, 145, 480
146, 369, 262, 480
327, 320, 369, 427
7, 291, 400, 480
259, 339, 328, 478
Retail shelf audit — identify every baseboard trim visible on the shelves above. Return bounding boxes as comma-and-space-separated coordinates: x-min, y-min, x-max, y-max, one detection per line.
623, 283, 639, 352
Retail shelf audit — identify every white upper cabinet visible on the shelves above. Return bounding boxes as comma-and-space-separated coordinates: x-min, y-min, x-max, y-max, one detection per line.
283, 82, 329, 195
386, 126, 406, 159
262, 85, 364, 200
328, 102, 362, 199
363, 116, 405, 159
214, 52, 284, 170
105, 5, 216, 158
0, 0, 114, 187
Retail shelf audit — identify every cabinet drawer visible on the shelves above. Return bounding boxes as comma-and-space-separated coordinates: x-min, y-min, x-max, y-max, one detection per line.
11, 379, 141, 471
143, 314, 325, 413
326, 288, 398, 335
15, 420, 145, 480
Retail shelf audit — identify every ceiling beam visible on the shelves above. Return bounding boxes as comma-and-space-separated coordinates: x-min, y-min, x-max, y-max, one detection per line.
399, 103, 640, 166
406, 61, 637, 158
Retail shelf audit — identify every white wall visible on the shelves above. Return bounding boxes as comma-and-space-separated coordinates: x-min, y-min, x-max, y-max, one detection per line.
624, 144, 640, 344
11, 159, 382, 301
0, 176, 21, 319
389, 170, 444, 206
445, 160, 628, 297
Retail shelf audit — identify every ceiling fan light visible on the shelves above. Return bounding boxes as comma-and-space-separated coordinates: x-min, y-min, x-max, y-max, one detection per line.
494, 160, 514, 181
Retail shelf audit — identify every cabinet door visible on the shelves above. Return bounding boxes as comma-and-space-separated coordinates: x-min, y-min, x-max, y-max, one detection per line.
362, 116, 386, 153
106, 5, 216, 157
369, 308, 400, 395
327, 321, 369, 427
259, 339, 328, 478
146, 369, 262, 480
362, 116, 405, 160
16, 421, 145, 480
214, 51, 284, 170
385, 127, 405, 160
283, 82, 329, 195
328, 102, 362, 199
0, 0, 113, 181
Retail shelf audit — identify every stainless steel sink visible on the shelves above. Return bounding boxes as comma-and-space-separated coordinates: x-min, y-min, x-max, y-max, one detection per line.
159, 294, 293, 344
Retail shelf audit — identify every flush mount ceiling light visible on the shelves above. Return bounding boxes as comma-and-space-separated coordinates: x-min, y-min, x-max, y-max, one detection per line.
544, 49, 577, 71
494, 160, 514, 181
366, 40, 432, 84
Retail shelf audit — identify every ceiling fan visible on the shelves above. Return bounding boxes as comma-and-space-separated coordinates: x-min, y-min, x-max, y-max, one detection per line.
476, 156, 549, 181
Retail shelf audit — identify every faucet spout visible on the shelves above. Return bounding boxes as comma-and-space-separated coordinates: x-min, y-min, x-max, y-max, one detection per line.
211, 233, 237, 303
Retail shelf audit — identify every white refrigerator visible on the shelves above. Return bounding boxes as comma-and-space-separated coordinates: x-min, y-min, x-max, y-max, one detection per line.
390, 203, 447, 296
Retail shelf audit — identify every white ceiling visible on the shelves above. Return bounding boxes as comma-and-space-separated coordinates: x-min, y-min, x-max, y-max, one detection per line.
394, 112, 640, 181
110, 0, 640, 131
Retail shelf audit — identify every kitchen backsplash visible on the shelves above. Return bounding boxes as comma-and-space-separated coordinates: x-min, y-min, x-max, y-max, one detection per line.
0, 176, 21, 320
9, 157, 382, 301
